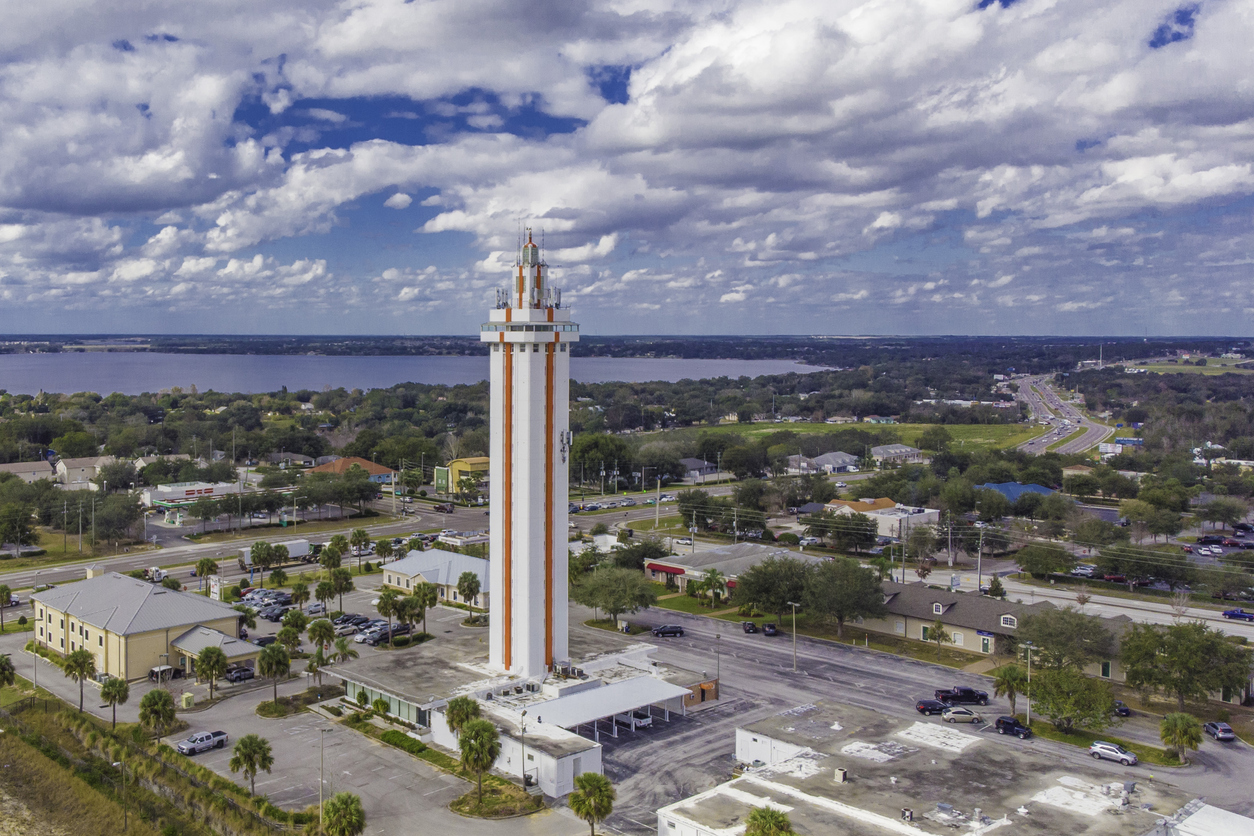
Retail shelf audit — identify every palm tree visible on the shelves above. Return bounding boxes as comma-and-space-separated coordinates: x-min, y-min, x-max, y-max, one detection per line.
308, 618, 335, 654
195, 557, 218, 590
374, 539, 393, 566
322, 791, 366, 836
196, 646, 229, 701
321, 545, 343, 573
250, 542, 273, 587
330, 533, 350, 556
457, 571, 481, 607
700, 568, 725, 607
414, 582, 439, 634
315, 581, 335, 612
276, 626, 302, 655
306, 649, 326, 686
332, 637, 359, 666
0, 584, 11, 630
229, 734, 274, 795
258, 644, 291, 706
992, 664, 1029, 716
290, 581, 310, 610
377, 590, 400, 646
1160, 712, 1203, 764
745, 806, 794, 836
395, 596, 421, 642
0, 654, 14, 689
568, 772, 615, 836
139, 689, 176, 739
458, 719, 500, 805
445, 695, 480, 736
63, 649, 96, 712
101, 677, 129, 730
233, 604, 257, 632
269, 567, 288, 588
331, 568, 354, 612
350, 528, 370, 570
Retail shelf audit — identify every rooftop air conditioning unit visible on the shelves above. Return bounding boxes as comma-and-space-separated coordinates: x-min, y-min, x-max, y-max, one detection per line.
834, 768, 847, 783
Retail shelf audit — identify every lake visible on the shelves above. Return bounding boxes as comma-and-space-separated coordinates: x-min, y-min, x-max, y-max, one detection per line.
0, 353, 825, 395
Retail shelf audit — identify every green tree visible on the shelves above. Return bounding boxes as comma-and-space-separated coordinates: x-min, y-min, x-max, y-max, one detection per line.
230, 734, 275, 795
745, 806, 795, 836
372, 697, 390, 716
445, 695, 481, 735
1159, 712, 1203, 764
1120, 621, 1252, 712
992, 664, 1028, 716
258, 644, 291, 706
276, 626, 302, 654
731, 557, 812, 624
1014, 543, 1075, 578
697, 567, 726, 607
801, 557, 885, 638
321, 545, 343, 573
195, 557, 219, 590
831, 512, 879, 554
234, 604, 257, 630
374, 538, 394, 565
308, 618, 335, 653
0, 654, 14, 689
568, 772, 615, 836
269, 567, 288, 588
250, 541, 273, 586
332, 636, 359, 666
457, 571, 482, 606
331, 567, 355, 612
282, 608, 309, 633
190, 498, 219, 534
100, 676, 129, 730
925, 619, 951, 659
974, 489, 1012, 523
1201, 497, 1248, 531
322, 791, 366, 836
1031, 667, 1115, 733
0, 504, 37, 559
350, 528, 371, 570
196, 646, 229, 701
918, 425, 953, 454
139, 688, 176, 739
290, 581, 310, 610
376, 589, 400, 645
413, 582, 439, 634
1016, 606, 1115, 671
63, 648, 96, 713
985, 576, 1006, 599
458, 719, 501, 805
0, 585, 10, 630
572, 567, 658, 623
315, 580, 335, 611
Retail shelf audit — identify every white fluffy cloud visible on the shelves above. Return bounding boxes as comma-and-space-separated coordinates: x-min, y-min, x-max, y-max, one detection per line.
1, 0, 1252, 334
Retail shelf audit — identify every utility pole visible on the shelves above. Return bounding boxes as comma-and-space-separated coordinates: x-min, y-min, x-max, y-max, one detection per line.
656, 476, 662, 530
78, 501, 82, 553
63, 500, 67, 552
977, 529, 984, 592
788, 601, 800, 672
947, 511, 954, 567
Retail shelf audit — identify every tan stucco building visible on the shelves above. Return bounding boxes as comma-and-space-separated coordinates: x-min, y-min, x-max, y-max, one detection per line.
32, 572, 246, 681
382, 548, 489, 609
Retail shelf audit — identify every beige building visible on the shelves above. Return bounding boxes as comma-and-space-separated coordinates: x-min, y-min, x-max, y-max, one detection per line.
54, 455, 116, 487
382, 548, 490, 608
0, 460, 56, 484
31, 572, 245, 681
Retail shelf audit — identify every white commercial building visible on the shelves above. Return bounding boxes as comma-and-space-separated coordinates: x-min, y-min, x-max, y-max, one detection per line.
480, 229, 579, 678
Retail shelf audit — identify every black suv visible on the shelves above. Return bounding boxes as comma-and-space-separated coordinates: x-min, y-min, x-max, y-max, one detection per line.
742, 621, 758, 634
651, 625, 685, 637
995, 716, 1032, 739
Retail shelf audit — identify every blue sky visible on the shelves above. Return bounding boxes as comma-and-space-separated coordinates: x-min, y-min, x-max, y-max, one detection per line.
0, 0, 1251, 336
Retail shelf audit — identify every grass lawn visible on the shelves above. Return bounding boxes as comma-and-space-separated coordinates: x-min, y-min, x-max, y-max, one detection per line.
655, 593, 729, 616
1025, 723, 1179, 767
585, 618, 651, 635
1138, 358, 1253, 376
641, 422, 1044, 452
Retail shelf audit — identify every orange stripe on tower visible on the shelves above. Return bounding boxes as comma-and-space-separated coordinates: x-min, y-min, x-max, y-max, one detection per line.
503, 343, 514, 670
544, 341, 555, 668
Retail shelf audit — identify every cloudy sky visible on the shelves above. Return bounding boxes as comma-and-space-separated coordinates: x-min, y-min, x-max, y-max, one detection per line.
1, 0, 1250, 336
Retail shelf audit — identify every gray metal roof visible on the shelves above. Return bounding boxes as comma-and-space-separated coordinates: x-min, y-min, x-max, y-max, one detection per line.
870, 444, 919, 456
31, 572, 241, 636
172, 626, 259, 660
813, 451, 858, 466
880, 580, 1052, 634
388, 549, 490, 592
653, 542, 823, 579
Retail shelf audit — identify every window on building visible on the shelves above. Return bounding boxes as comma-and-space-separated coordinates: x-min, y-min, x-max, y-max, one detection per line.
60, 619, 64, 630
1100, 661, 1111, 678
932, 603, 943, 615
60, 639, 64, 649
894, 620, 905, 635
1000, 615, 1017, 629
560, 344, 567, 352
952, 632, 964, 647
405, 579, 410, 589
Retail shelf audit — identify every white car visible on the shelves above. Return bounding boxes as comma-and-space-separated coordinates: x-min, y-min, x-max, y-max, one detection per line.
799, 536, 822, 546
834, 482, 848, 488
941, 707, 983, 724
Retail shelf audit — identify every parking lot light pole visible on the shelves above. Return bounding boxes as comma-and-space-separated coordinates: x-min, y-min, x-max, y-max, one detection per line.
788, 602, 800, 672
715, 634, 721, 685
320, 728, 332, 827
1023, 642, 1034, 727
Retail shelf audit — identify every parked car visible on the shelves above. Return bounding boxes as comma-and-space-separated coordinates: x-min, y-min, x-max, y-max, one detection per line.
762, 623, 778, 636
176, 730, 228, 755
614, 710, 653, 729
742, 621, 758, 634
942, 707, 983, 724
1113, 700, 1132, 717
1089, 741, 1138, 765
675, 537, 693, 545
1203, 721, 1236, 741
995, 716, 1032, 739
651, 625, 685, 637
367, 624, 412, 646
225, 666, 255, 683
1071, 565, 1096, 578
306, 602, 327, 616
915, 699, 947, 716
934, 686, 989, 706
620, 499, 636, 507
254, 636, 277, 648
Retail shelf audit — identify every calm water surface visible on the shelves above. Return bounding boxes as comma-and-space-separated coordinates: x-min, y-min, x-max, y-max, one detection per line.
0, 353, 824, 395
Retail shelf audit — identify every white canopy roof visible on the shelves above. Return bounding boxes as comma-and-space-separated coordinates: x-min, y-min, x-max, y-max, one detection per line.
530, 677, 690, 729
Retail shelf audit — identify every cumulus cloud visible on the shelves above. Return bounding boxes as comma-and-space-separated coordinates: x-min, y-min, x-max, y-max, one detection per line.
1, 0, 1252, 333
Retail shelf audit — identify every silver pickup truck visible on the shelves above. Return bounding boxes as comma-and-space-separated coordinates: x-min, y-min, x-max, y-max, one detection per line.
176, 730, 228, 755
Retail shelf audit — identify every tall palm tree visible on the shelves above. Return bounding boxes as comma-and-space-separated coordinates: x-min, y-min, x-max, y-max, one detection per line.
458, 719, 500, 804
414, 582, 439, 634
701, 568, 726, 607
63, 649, 96, 712
332, 637, 359, 666
374, 539, 394, 566
138, 689, 176, 739
329, 534, 350, 560
308, 618, 335, 654
1160, 712, 1203, 764
229, 734, 274, 795
315, 581, 335, 612
445, 696, 480, 736
290, 581, 310, 610
992, 664, 1029, 716
322, 791, 366, 836
745, 806, 794, 836
376, 590, 400, 646
195, 558, 218, 590
568, 772, 615, 836
321, 545, 343, 573
100, 677, 129, 730
0, 654, 16, 689
258, 644, 291, 706
0, 584, 11, 630
196, 646, 229, 701
331, 568, 354, 612
350, 528, 370, 570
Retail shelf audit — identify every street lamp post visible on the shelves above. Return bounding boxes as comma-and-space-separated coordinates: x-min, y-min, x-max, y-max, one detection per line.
788, 601, 800, 672
715, 634, 721, 685
320, 728, 332, 827
1024, 642, 1034, 727
112, 757, 128, 831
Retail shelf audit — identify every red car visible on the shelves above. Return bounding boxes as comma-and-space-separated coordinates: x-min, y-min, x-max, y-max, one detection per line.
1181, 545, 1193, 553
1103, 573, 1126, 583
1223, 538, 1240, 547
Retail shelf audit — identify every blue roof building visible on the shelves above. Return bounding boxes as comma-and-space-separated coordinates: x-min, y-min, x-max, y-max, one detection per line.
977, 482, 1056, 503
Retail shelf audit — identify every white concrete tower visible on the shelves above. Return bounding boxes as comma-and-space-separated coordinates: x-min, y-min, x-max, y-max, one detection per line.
481, 229, 578, 678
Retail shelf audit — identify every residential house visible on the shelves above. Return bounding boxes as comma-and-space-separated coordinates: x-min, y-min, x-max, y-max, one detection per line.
54, 455, 115, 487
0, 460, 56, 484
861, 580, 1051, 656
381, 548, 490, 608
31, 572, 247, 681
862, 415, 897, 424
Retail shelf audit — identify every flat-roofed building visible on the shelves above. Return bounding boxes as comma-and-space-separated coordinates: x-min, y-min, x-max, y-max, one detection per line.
31, 572, 244, 681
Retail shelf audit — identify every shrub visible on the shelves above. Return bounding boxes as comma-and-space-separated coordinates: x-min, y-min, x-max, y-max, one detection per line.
391, 636, 410, 648
17, 615, 27, 626
381, 729, 427, 755
419, 489, 427, 497
325, 705, 343, 717
362, 561, 373, 572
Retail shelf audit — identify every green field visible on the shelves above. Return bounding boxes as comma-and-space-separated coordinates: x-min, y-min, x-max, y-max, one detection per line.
1138, 361, 1253, 376
647, 421, 1045, 451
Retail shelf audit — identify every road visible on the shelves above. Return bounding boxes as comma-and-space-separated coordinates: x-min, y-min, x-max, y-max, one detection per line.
1018, 375, 1112, 456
